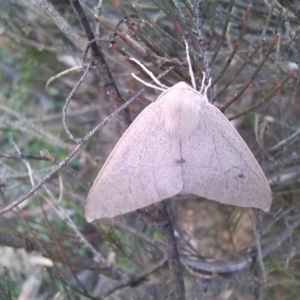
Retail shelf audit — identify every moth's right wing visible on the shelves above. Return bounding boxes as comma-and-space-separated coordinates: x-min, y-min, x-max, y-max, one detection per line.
85, 103, 182, 222
181, 101, 272, 211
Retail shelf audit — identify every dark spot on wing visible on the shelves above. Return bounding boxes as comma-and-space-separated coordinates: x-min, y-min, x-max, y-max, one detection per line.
175, 158, 186, 165
238, 173, 245, 178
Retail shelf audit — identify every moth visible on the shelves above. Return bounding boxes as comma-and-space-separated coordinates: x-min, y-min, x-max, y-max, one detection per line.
85, 65, 272, 222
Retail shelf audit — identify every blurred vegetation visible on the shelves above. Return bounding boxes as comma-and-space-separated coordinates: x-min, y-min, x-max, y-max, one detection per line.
0, 0, 300, 299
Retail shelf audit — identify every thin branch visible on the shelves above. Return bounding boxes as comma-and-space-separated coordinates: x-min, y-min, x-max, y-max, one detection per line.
228, 68, 296, 120
38, 0, 131, 130
0, 66, 174, 216
183, 217, 300, 274
0, 90, 140, 216
40, 150, 91, 186
138, 202, 185, 300
46, 66, 84, 90
69, 0, 131, 130
0, 151, 47, 161
101, 257, 167, 297
0, 150, 91, 186
221, 34, 279, 112
62, 61, 93, 142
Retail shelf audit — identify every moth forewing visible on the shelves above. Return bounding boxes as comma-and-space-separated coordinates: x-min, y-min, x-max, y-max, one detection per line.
85, 82, 272, 222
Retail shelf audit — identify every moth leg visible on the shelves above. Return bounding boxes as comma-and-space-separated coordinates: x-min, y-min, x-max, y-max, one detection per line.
131, 72, 166, 91
199, 72, 206, 94
129, 57, 168, 90
204, 77, 212, 95
183, 38, 212, 97
183, 38, 196, 90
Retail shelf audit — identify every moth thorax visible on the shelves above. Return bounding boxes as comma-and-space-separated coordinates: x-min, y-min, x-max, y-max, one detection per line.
161, 96, 202, 139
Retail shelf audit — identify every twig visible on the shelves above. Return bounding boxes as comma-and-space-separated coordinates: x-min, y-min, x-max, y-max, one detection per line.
0, 150, 91, 186
0, 151, 48, 161
250, 208, 267, 299
214, 37, 265, 102
40, 150, 91, 186
0, 65, 174, 216
267, 126, 300, 152
212, 5, 251, 86
183, 217, 300, 274
228, 68, 296, 120
107, 218, 164, 253
138, 202, 185, 300
0, 100, 73, 150
0, 88, 141, 216
158, 203, 185, 300
221, 34, 279, 112
46, 66, 84, 90
69, 0, 131, 130
38, 0, 131, 130
95, 0, 103, 36
40, 181, 105, 263
62, 61, 93, 143
209, 0, 234, 66
82, 37, 114, 64
0, 231, 130, 280
38, 0, 88, 52
101, 257, 167, 298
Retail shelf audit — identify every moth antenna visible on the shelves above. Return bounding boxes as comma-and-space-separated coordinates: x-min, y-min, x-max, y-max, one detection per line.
199, 72, 206, 94
204, 77, 212, 95
131, 73, 166, 91
184, 38, 196, 90
129, 57, 168, 89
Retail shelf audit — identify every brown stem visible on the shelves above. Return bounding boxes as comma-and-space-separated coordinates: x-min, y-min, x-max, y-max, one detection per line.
139, 202, 185, 300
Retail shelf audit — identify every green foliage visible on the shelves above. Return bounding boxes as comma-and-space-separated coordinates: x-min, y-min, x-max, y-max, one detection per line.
0, 267, 19, 300
0, 0, 299, 299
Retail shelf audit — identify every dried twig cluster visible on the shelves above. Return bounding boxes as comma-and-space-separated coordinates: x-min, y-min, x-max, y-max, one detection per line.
0, 0, 300, 299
